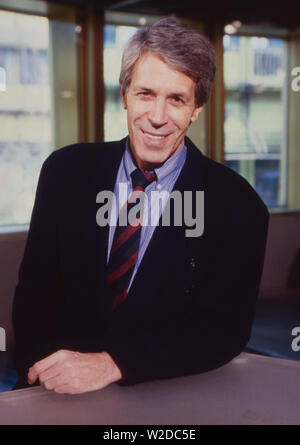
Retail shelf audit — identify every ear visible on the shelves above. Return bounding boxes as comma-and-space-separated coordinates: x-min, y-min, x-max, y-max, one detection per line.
121, 88, 127, 109
190, 105, 203, 123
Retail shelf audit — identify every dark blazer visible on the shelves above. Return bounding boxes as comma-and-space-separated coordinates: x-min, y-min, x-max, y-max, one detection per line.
12, 136, 269, 388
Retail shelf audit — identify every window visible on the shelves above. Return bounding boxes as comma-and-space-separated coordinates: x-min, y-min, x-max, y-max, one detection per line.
104, 25, 116, 47
223, 35, 240, 51
0, 65, 5, 91
19, 49, 49, 85
103, 24, 139, 142
0, 10, 52, 228
223, 35, 288, 207
0, 6, 79, 232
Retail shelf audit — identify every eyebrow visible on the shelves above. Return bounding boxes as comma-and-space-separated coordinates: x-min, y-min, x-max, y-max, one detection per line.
132, 86, 154, 93
133, 85, 188, 100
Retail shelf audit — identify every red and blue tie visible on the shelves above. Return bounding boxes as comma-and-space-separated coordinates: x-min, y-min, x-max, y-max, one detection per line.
106, 168, 156, 311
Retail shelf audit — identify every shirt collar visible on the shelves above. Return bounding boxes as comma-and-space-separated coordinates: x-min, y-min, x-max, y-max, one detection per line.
123, 136, 187, 184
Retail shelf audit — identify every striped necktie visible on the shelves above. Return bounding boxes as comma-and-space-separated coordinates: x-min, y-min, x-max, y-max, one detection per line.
106, 168, 156, 311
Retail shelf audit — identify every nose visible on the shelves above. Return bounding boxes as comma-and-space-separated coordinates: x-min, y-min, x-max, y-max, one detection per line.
148, 97, 168, 127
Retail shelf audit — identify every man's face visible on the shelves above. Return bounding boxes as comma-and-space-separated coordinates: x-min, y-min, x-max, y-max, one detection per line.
122, 52, 203, 170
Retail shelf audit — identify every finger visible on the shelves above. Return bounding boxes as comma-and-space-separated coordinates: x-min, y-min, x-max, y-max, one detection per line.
27, 367, 39, 385
53, 385, 70, 394
32, 350, 66, 375
38, 366, 62, 387
54, 385, 79, 395
41, 374, 67, 392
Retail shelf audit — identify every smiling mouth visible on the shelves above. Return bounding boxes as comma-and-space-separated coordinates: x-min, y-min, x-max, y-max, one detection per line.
141, 130, 170, 140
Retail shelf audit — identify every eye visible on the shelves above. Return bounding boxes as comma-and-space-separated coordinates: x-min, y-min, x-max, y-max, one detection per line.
138, 91, 150, 97
171, 96, 184, 104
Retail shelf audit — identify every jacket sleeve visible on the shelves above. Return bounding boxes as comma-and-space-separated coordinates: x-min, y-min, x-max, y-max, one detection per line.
12, 152, 64, 387
104, 191, 269, 385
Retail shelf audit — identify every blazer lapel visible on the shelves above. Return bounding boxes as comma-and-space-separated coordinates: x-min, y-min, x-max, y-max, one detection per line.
81, 139, 126, 314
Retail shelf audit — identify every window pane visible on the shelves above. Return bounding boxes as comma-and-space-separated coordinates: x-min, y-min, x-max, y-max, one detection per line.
223, 35, 288, 207
103, 25, 139, 142
0, 10, 51, 228
0, 8, 79, 230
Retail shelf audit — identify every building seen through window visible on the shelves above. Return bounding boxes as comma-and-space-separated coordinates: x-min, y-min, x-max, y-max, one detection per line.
0, 10, 51, 228
223, 35, 288, 207
104, 24, 138, 142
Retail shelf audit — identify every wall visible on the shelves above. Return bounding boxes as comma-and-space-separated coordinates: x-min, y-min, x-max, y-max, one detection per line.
0, 233, 26, 351
259, 211, 300, 299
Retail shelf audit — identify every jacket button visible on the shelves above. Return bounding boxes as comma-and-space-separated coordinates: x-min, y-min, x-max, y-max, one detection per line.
190, 257, 196, 268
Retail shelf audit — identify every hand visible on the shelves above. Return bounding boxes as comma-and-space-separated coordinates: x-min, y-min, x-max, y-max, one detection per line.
27, 349, 122, 394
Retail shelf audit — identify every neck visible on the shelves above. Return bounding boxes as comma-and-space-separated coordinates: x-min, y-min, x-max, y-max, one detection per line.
138, 160, 164, 171
131, 152, 164, 171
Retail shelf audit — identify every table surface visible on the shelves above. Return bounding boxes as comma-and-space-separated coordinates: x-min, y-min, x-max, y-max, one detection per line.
1, 352, 300, 425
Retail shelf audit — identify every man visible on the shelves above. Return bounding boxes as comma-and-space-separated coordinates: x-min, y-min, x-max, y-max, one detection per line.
13, 18, 269, 394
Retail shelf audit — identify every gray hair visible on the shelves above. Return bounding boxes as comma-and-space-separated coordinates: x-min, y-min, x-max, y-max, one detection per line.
119, 18, 216, 107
